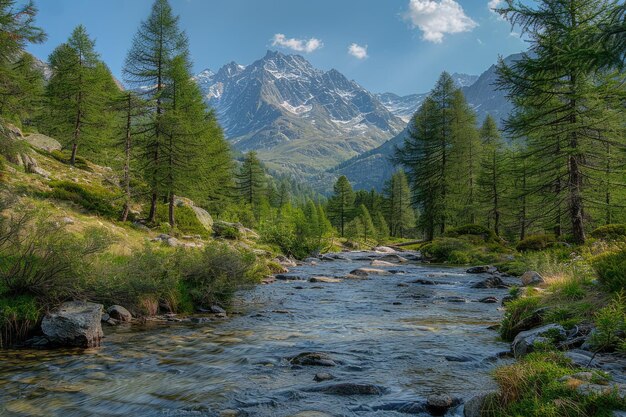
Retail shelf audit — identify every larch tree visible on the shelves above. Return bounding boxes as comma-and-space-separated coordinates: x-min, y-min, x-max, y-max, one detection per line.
384, 170, 415, 239
478, 115, 506, 235
124, 0, 189, 223
327, 175, 355, 237
236, 151, 267, 210
496, 0, 626, 243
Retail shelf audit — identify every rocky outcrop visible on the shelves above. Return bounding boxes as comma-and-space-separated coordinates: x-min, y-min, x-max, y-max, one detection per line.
106, 305, 132, 323
41, 301, 104, 348
174, 197, 213, 232
511, 324, 566, 358
24, 133, 62, 152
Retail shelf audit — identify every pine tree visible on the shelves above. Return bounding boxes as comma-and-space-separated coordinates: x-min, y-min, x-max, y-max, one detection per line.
327, 175, 355, 237
477, 116, 506, 235
384, 171, 415, 238
497, 0, 626, 243
124, 0, 189, 223
357, 204, 376, 243
236, 151, 267, 210
0, 53, 45, 125
373, 211, 390, 242
44, 25, 113, 165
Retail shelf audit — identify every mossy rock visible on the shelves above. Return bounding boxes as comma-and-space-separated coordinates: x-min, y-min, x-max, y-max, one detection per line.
516, 234, 557, 252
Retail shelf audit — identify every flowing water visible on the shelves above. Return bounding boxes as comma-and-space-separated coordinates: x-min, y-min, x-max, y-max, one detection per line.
0, 252, 513, 417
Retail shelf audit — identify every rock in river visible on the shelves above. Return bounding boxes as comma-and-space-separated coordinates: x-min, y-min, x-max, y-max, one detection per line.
426, 393, 462, 416
289, 352, 337, 367
308, 383, 385, 396
314, 372, 335, 382
41, 301, 104, 348
471, 276, 507, 289
106, 305, 132, 322
350, 268, 393, 277
309, 276, 342, 283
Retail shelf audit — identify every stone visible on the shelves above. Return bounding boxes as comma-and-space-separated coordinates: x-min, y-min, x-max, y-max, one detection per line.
349, 268, 392, 277
464, 392, 498, 417
275, 255, 297, 268
371, 260, 396, 267
60, 217, 75, 225
466, 265, 491, 274
309, 276, 342, 283
275, 274, 305, 281
378, 254, 408, 264
426, 394, 461, 416
309, 383, 385, 396
478, 296, 499, 304
289, 352, 337, 367
289, 413, 334, 417
41, 301, 104, 348
106, 305, 132, 322
511, 324, 566, 358
24, 133, 62, 152
209, 305, 226, 314
314, 372, 335, 382
471, 276, 507, 289
445, 296, 468, 303
374, 246, 397, 253
521, 271, 545, 286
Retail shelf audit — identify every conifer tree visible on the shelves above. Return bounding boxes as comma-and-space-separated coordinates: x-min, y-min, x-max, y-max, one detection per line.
124, 0, 189, 222
497, 0, 626, 243
327, 175, 355, 237
236, 151, 267, 209
44, 25, 114, 165
357, 204, 376, 243
478, 116, 506, 235
384, 171, 415, 239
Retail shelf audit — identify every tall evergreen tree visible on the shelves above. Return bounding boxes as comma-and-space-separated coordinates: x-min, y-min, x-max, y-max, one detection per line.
356, 204, 376, 243
478, 116, 506, 235
496, 0, 626, 243
384, 171, 415, 238
44, 26, 114, 165
327, 175, 355, 237
236, 151, 267, 209
124, 0, 189, 222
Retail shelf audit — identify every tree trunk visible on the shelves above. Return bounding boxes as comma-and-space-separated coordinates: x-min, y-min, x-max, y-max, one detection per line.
169, 192, 175, 227
70, 143, 78, 166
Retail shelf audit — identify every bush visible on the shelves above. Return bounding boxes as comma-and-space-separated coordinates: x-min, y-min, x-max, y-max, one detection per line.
47, 180, 121, 218
500, 296, 542, 341
213, 221, 242, 240
421, 238, 472, 262
153, 204, 208, 237
488, 352, 624, 417
0, 294, 40, 348
593, 249, 626, 292
516, 234, 557, 252
591, 224, 626, 241
49, 150, 91, 171
589, 294, 626, 353
182, 244, 265, 308
444, 224, 497, 242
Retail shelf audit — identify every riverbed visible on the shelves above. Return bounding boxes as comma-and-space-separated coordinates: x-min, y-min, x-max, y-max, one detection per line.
0, 251, 513, 416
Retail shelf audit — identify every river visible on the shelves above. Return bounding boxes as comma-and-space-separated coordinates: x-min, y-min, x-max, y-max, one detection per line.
0, 251, 513, 417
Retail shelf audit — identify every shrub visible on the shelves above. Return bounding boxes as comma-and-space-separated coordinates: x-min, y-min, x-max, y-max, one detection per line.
0, 294, 40, 348
488, 352, 624, 417
593, 249, 626, 292
589, 294, 626, 353
182, 244, 265, 308
500, 296, 542, 341
421, 238, 472, 262
213, 221, 242, 240
516, 234, 557, 252
47, 180, 121, 218
153, 204, 208, 237
49, 150, 91, 171
591, 224, 626, 241
444, 224, 497, 242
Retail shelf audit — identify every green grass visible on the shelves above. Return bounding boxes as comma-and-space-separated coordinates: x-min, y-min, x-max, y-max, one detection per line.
0, 294, 41, 348
46, 180, 122, 218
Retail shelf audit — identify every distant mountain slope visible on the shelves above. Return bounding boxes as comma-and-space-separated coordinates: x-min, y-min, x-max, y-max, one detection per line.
193, 51, 405, 177
332, 55, 520, 191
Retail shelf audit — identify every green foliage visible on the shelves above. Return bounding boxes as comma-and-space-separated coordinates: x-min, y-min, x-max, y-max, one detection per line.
593, 248, 626, 292
499, 296, 542, 341
47, 180, 121, 218
327, 175, 355, 238
589, 293, 626, 352
213, 221, 242, 240
49, 149, 91, 170
182, 244, 264, 308
488, 352, 625, 417
0, 294, 40, 348
383, 170, 415, 238
592, 224, 626, 241
154, 204, 208, 237
421, 237, 472, 262
516, 234, 557, 252
444, 224, 497, 242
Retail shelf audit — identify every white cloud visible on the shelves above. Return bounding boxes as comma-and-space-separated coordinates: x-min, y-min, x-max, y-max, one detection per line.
348, 43, 368, 60
271, 34, 323, 53
405, 0, 478, 43
488, 0, 503, 10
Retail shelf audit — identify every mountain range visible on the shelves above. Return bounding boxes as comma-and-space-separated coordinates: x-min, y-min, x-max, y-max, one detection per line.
195, 51, 516, 191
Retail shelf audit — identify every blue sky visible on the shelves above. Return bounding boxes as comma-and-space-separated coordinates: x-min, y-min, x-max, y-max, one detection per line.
26, 0, 526, 95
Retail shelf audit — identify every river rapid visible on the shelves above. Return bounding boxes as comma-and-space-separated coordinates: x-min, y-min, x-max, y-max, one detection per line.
0, 251, 514, 417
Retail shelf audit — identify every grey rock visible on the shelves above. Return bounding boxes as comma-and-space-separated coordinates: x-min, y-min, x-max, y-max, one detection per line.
24, 133, 62, 152
309, 383, 385, 396
106, 305, 132, 322
289, 352, 337, 367
210, 305, 226, 314
521, 271, 545, 286
313, 372, 335, 382
41, 301, 104, 348
466, 265, 491, 274
464, 392, 498, 417
512, 324, 566, 358
426, 394, 462, 416
478, 296, 499, 304
471, 276, 507, 289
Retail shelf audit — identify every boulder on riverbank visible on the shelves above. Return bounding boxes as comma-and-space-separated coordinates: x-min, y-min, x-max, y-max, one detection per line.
521, 271, 545, 286
106, 305, 132, 322
471, 276, 508, 289
512, 324, 566, 358
41, 301, 104, 348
